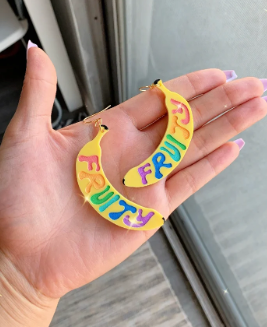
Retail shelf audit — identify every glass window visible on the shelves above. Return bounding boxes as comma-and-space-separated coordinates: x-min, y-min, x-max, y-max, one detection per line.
121, 1, 267, 326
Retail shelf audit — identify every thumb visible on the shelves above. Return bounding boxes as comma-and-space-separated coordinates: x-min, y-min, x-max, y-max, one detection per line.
11, 41, 57, 134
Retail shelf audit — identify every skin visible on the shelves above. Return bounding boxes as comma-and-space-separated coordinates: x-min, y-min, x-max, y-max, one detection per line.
0, 47, 266, 326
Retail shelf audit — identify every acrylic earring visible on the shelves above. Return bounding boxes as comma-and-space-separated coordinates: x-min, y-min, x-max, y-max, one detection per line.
123, 79, 194, 188
76, 108, 165, 231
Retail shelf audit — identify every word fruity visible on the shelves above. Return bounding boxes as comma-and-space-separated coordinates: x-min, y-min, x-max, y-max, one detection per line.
123, 79, 194, 187
76, 125, 165, 231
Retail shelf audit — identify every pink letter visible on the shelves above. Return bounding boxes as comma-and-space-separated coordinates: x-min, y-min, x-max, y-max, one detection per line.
78, 155, 100, 171
170, 99, 190, 125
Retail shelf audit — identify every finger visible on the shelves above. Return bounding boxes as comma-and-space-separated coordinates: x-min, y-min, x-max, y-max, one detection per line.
120, 69, 227, 130
142, 96, 267, 179
177, 96, 267, 171
11, 44, 57, 133
166, 143, 239, 213
191, 77, 264, 129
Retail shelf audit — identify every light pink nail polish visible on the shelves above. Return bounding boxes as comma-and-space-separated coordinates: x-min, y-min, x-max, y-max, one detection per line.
223, 70, 237, 82
260, 79, 267, 92
233, 138, 245, 151
27, 40, 38, 59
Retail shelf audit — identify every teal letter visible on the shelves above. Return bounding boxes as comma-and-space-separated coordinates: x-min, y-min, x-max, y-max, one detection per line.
99, 194, 120, 212
160, 141, 181, 162
167, 134, 186, 150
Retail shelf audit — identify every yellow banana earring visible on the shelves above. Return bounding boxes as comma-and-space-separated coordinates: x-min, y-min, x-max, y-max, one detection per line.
123, 79, 194, 188
76, 108, 165, 231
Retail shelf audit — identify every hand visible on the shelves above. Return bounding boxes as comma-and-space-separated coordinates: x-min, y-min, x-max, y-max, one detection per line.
0, 47, 266, 325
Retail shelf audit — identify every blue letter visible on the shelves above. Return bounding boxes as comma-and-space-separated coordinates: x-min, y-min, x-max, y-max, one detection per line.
152, 152, 172, 179
109, 200, 137, 220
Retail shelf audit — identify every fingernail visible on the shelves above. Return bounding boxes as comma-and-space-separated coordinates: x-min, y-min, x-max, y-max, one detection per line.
27, 40, 38, 59
260, 79, 267, 92
262, 96, 267, 102
233, 138, 245, 151
223, 70, 237, 82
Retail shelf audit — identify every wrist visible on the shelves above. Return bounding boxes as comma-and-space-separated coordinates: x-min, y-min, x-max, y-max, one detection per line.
0, 250, 59, 327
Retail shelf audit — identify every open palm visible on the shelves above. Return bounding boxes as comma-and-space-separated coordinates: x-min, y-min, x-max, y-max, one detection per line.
0, 47, 266, 301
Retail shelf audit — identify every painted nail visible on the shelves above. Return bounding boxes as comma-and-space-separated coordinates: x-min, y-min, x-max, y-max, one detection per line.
233, 138, 245, 151
223, 70, 237, 83
27, 40, 38, 59
260, 79, 267, 92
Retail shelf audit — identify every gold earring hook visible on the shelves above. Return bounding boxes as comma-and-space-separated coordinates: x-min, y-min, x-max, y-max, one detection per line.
139, 79, 161, 92
83, 105, 111, 129
139, 84, 156, 92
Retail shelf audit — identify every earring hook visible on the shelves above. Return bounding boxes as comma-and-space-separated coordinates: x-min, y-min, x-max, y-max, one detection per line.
139, 79, 160, 92
83, 105, 111, 130
139, 84, 156, 92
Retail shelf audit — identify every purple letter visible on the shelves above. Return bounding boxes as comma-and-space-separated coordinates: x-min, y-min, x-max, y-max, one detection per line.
123, 209, 154, 228
138, 163, 152, 185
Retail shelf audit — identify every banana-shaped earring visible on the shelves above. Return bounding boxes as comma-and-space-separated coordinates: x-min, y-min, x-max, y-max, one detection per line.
76, 111, 164, 231
123, 79, 194, 188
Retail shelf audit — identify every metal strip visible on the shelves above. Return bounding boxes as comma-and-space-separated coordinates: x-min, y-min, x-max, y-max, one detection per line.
163, 219, 224, 327
116, 0, 127, 102
111, 0, 123, 103
170, 206, 249, 327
